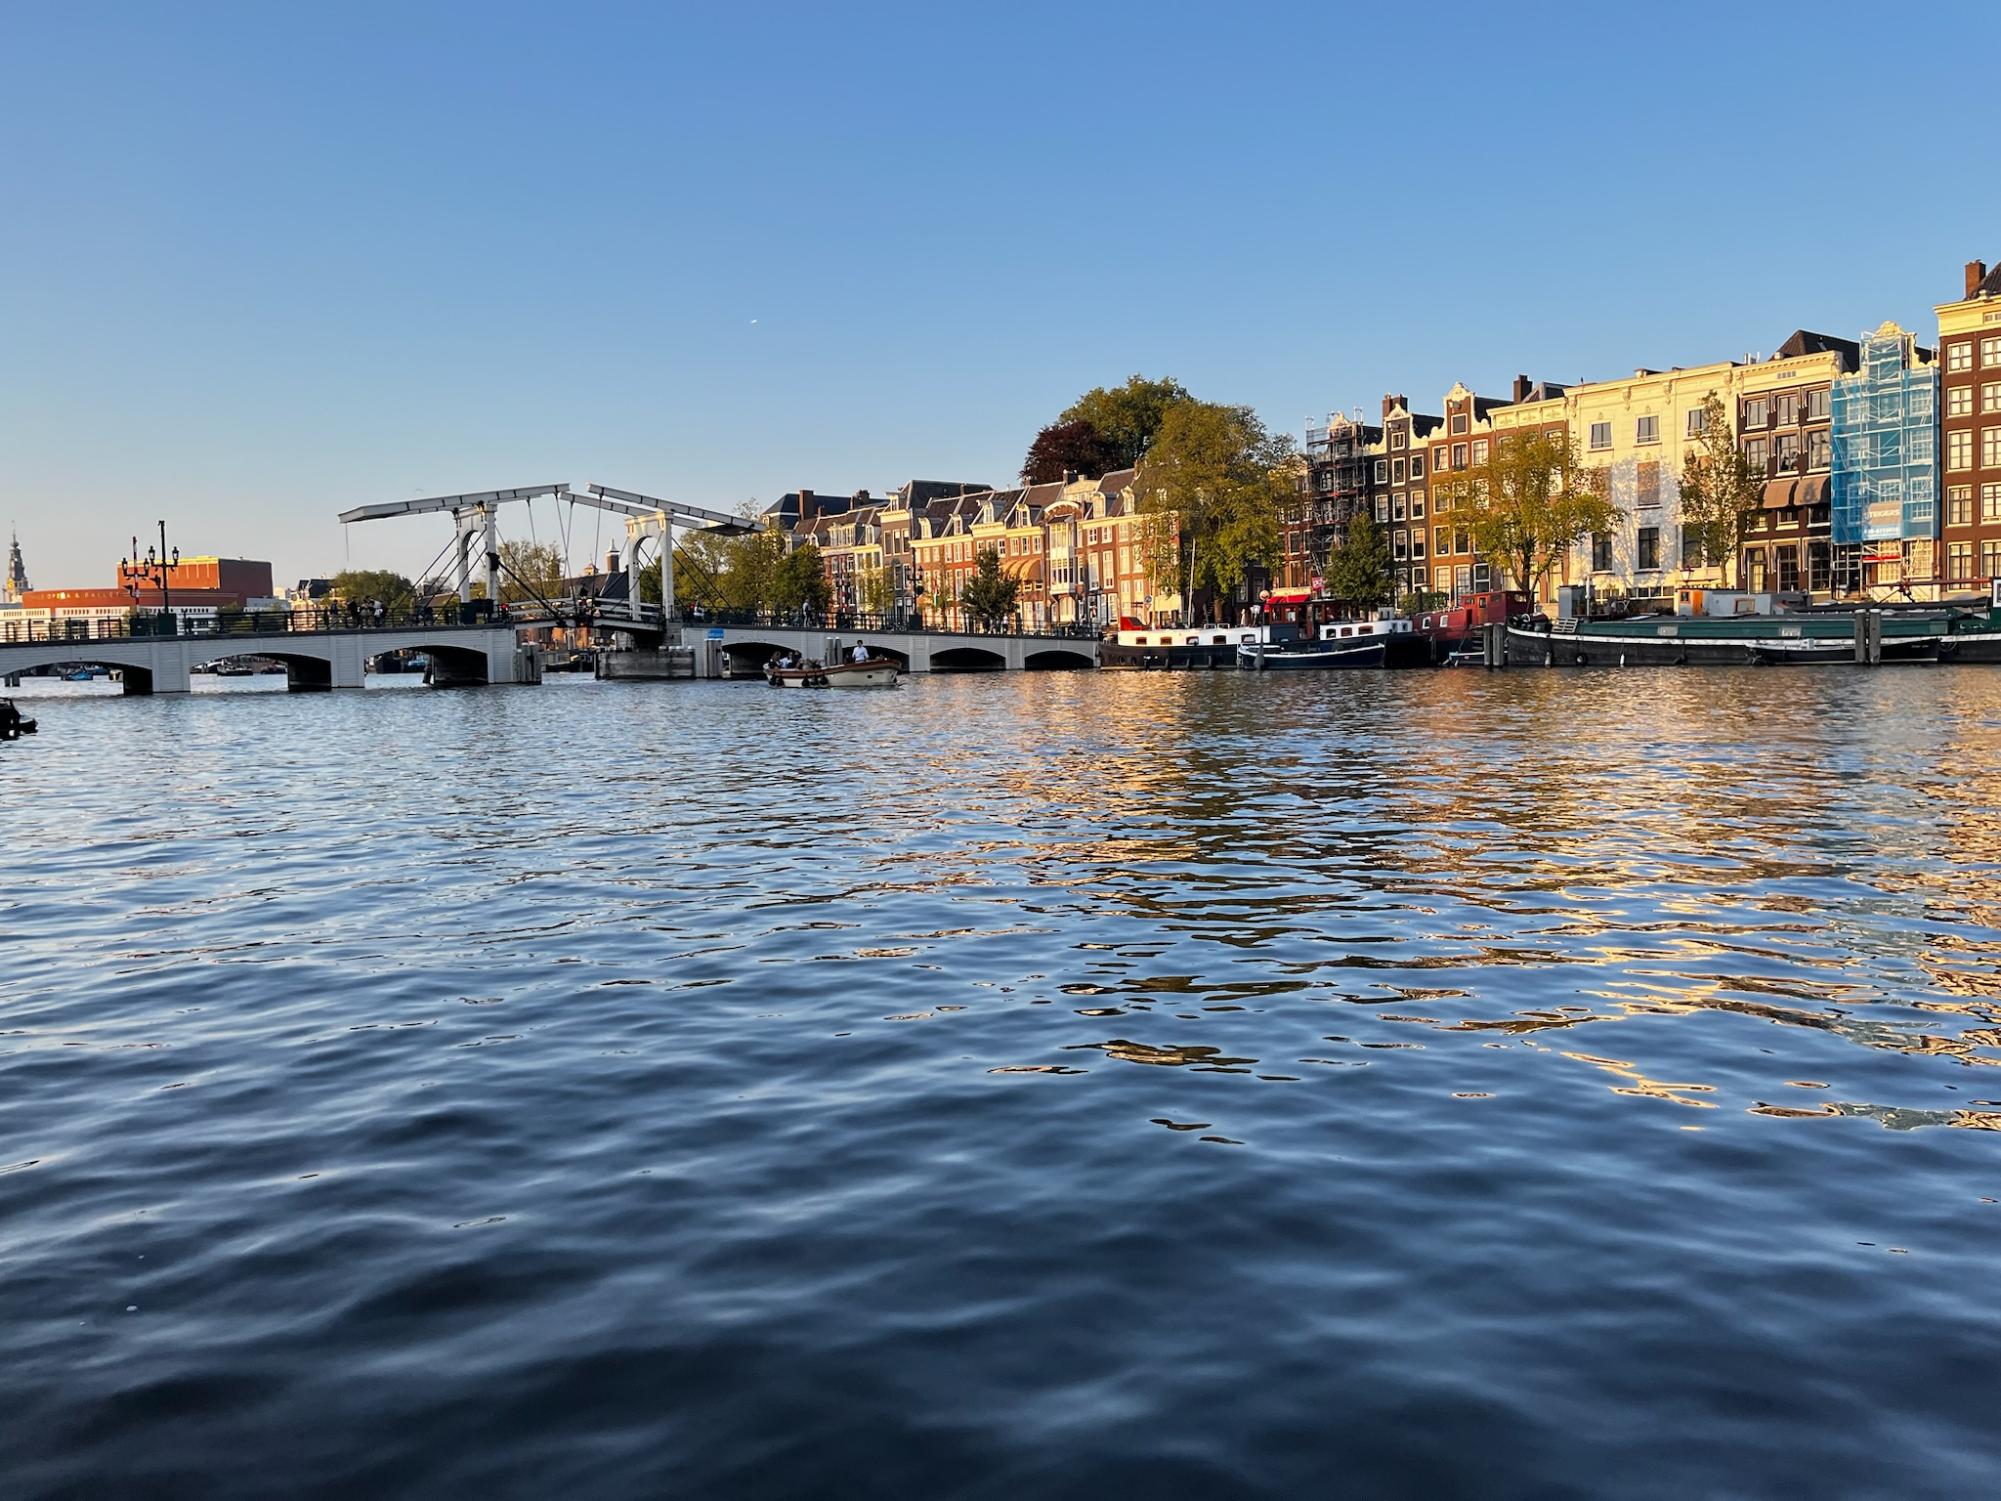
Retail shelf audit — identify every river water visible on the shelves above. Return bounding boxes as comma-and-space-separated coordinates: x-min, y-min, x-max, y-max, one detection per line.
4, 668, 2001, 1498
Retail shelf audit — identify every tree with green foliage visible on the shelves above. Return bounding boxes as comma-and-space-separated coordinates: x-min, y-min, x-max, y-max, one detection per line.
1021, 418, 1123, 485
1677, 391, 1762, 585
1434, 428, 1623, 597
1054, 374, 1192, 470
774, 542, 831, 616
329, 568, 416, 612
857, 565, 896, 615
1326, 509, 1394, 609
495, 539, 565, 604
960, 547, 1021, 630
1135, 400, 1297, 619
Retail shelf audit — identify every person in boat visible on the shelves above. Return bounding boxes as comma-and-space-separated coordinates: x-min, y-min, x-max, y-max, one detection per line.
0, 699, 19, 739
851, 643, 869, 664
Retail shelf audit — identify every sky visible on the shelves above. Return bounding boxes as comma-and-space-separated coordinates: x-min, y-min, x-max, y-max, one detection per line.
3, 0, 1995, 589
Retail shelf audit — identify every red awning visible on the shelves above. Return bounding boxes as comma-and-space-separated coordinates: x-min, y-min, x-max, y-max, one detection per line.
1264, 588, 1313, 603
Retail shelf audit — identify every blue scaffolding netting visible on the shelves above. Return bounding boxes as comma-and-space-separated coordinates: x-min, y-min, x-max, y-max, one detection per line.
1830, 326, 1937, 549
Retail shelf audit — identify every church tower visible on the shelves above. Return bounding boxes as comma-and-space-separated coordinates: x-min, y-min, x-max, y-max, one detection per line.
3, 528, 26, 604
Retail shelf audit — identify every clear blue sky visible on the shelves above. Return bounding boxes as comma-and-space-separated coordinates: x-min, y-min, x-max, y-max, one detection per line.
3, 1, 1994, 589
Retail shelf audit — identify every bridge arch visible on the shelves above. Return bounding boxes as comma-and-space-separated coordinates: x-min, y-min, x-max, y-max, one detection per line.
930, 645, 1006, 672
0, 645, 162, 695
1023, 647, 1096, 671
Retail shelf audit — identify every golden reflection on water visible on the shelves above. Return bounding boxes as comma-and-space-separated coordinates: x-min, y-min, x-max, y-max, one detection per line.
878, 670, 2001, 1135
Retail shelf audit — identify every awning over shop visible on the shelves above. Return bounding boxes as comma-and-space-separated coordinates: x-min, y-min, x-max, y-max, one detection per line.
1264, 588, 1313, 603
1795, 474, 1829, 507
1762, 479, 1798, 510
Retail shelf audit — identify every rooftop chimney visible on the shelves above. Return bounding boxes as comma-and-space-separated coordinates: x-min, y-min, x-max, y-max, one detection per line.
1968, 260, 1990, 299
1511, 374, 1532, 403
798, 488, 817, 523
1381, 393, 1406, 419
608, 549, 621, 575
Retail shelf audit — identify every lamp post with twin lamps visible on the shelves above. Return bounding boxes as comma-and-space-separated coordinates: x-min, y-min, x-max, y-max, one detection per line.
124, 521, 179, 636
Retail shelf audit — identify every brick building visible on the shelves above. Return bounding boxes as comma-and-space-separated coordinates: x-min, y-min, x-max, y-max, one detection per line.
1937, 257, 2001, 594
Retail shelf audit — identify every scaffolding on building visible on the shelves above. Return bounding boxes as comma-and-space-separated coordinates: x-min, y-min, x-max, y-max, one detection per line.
1829, 325, 1938, 597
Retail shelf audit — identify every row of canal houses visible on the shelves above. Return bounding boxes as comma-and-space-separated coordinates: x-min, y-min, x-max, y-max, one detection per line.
769, 471, 1166, 632
1298, 257, 2001, 610
780, 256, 2001, 626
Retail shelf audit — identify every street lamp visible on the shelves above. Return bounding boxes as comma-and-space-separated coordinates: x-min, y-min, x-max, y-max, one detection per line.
125, 520, 178, 635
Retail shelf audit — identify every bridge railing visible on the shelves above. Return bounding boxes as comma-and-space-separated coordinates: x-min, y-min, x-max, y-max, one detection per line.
675, 607, 1105, 641
0, 603, 532, 647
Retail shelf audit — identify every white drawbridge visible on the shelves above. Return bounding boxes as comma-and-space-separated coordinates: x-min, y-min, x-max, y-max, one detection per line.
336, 483, 751, 623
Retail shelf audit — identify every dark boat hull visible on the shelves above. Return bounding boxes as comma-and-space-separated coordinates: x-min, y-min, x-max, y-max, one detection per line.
1506, 625, 1944, 667
1238, 640, 1388, 670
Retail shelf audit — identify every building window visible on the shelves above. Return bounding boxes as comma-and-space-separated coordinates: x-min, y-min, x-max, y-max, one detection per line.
1948, 386, 1974, 418
1390, 430, 1406, 449
1434, 525, 1450, 556
1743, 397, 1769, 428
1434, 566, 1452, 593
1637, 527, 1660, 571
1591, 532, 1613, 572
1451, 443, 1468, 469
1947, 341, 1973, 373
1985, 484, 2001, 523
1410, 493, 1424, 519
1472, 562, 1491, 590
1807, 430, 1831, 470
1948, 430, 1972, 471
1451, 412, 1469, 435
1376, 497, 1390, 523
1470, 439, 1489, 464
1807, 541, 1831, 593
1589, 421, 1611, 450
1775, 433, 1801, 472
1745, 437, 1768, 471
1681, 532, 1704, 570
1774, 545, 1800, 593
1984, 337, 2001, 367
1392, 533, 1408, 560
1410, 534, 1426, 560
1984, 428, 2001, 469
1374, 460, 1389, 483
1774, 394, 1801, 426
1948, 541, 1974, 581
1636, 415, 1660, 444
1948, 486, 1973, 526
1392, 459, 1406, 483
1983, 382, 2001, 414
1986, 542, 2001, 581
1392, 496, 1407, 522
1685, 407, 1706, 436
1410, 454, 1425, 479
1454, 528, 1470, 555
1806, 388, 1829, 421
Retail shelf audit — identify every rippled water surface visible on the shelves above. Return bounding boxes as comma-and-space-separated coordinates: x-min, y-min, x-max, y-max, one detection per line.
6, 668, 2001, 1499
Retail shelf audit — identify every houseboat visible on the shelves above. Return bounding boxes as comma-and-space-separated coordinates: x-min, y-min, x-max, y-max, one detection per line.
1102, 622, 1286, 670
1411, 591, 1534, 663
1505, 587, 2001, 667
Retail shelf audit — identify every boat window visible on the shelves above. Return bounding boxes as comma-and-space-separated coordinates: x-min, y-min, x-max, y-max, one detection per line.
1339, 626, 1351, 637
1421, 616, 1432, 629
1184, 637, 1197, 646
1211, 636, 1225, 645
1359, 624, 1373, 634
